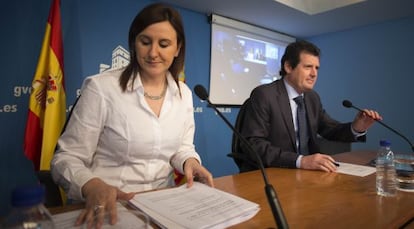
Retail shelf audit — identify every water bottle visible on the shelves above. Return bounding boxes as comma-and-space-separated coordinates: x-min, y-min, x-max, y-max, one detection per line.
376, 140, 397, 197
2, 185, 55, 228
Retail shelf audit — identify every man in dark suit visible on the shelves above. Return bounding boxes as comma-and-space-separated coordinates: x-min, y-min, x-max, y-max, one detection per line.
240, 40, 381, 172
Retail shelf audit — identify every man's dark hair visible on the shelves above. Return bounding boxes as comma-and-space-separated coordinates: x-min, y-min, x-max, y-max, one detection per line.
279, 40, 320, 77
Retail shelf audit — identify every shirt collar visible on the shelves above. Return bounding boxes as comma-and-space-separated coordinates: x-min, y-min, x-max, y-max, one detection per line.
126, 71, 180, 96
283, 78, 302, 100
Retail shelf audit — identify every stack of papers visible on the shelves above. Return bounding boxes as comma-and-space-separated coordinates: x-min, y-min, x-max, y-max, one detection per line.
129, 182, 260, 229
52, 202, 152, 228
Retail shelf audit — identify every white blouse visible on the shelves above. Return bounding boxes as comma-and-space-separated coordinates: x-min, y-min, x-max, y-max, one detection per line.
51, 69, 201, 200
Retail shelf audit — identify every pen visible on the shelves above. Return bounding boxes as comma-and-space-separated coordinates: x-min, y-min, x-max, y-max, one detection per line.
333, 161, 340, 167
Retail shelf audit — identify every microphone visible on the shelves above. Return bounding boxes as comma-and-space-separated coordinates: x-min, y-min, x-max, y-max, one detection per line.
342, 99, 414, 152
194, 84, 289, 229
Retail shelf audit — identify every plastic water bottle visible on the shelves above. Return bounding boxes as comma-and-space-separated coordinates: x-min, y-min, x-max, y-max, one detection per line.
376, 140, 397, 197
2, 185, 55, 228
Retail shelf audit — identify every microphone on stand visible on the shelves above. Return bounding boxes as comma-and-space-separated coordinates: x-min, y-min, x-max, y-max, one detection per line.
342, 99, 414, 152
194, 84, 289, 229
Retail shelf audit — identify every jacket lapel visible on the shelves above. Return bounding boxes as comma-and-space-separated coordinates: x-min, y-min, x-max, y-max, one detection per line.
275, 81, 296, 149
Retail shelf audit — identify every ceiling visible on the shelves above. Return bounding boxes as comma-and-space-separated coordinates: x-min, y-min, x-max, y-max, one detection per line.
160, 0, 414, 38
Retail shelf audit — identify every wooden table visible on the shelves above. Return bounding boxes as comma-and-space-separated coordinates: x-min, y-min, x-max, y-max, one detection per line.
50, 151, 414, 228
215, 151, 414, 229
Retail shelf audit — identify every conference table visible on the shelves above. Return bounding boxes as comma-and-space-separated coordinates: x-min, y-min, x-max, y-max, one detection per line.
50, 151, 414, 228
218, 150, 414, 229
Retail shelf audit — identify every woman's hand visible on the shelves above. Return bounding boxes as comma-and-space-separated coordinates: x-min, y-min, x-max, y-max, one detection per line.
183, 158, 214, 188
76, 178, 135, 229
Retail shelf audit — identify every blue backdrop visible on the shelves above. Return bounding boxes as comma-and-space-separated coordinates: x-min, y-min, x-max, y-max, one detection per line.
1, 0, 413, 215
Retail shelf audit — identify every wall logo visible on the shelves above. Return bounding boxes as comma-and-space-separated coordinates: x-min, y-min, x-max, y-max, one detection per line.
66, 45, 130, 113
94, 45, 222, 115
99, 45, 130, 73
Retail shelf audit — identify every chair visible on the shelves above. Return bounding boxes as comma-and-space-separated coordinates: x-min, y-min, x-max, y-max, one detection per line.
36, 170, 63, 207
316, 135, 351, 155
37, 98, 82, 207
227, 98, 257, 172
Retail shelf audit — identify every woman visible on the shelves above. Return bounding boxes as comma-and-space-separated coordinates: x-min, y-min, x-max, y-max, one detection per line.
51, 3, 214, 228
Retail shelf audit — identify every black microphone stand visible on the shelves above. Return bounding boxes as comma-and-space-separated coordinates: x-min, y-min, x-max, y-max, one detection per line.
196, 86, 288, 229
343, 100, 414, 152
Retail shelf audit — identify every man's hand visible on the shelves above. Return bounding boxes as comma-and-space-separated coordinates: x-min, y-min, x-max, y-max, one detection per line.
300, 153, 338, 172
352, 109, 382, 132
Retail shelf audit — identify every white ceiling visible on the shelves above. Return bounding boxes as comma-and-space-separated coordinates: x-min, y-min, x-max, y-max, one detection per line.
274, 0, 366, 15
160, 0, 414, 38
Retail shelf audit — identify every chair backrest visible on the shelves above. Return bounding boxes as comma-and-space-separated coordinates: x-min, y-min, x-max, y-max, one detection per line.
316, 135, 351, 155
229, 98, 251, 170
36, 170, 63, 207
46, 95, 81, 206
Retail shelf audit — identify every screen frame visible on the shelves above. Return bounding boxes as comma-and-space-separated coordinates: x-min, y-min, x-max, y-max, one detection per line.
208, 14, 296, 106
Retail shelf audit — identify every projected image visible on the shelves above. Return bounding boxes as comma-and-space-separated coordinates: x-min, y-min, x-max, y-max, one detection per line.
209, 24, 290, 105
239, 36, 269, 64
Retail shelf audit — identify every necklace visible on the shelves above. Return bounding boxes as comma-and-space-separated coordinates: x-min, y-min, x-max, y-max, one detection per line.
144, 84, 167, 100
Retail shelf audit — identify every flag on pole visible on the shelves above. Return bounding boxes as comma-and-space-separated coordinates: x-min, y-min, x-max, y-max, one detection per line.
24, 0, 66, 171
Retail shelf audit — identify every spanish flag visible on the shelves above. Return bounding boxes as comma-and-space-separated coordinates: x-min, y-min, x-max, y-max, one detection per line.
24, 0, 66, 171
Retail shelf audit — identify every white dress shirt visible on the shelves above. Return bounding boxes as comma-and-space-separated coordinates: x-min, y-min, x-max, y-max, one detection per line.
283, 80, 304, 168
51, 69, 201, 200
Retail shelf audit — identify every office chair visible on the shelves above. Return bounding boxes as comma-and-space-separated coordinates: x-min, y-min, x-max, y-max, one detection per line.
36, 170, 63, 207
227, 98, 256, 172
316, 135, 351, 155
34, 97, 82, 208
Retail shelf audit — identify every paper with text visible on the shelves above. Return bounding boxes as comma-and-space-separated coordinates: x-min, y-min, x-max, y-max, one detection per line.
52, 202, 152, 229
129, 182, 260, 229
336, 162, 376, 177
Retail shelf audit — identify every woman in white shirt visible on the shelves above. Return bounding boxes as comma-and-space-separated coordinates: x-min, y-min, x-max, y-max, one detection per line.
51, 3, 214, 228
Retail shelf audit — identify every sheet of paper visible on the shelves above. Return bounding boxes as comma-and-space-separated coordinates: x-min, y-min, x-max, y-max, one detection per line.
52, 202, 152, 229
336, 162, 376, 177
129, 182, 260, 229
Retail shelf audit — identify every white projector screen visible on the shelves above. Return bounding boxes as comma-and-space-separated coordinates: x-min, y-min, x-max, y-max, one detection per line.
209, 14, 296, 105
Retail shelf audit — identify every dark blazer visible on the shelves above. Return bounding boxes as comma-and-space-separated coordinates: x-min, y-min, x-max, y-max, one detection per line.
240, 79, 364, 172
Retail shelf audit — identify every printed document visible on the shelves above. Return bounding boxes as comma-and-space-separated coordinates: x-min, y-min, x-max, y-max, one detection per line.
129, 182, 260, 229
52, 202, 152, 228
336, 162, 376, 177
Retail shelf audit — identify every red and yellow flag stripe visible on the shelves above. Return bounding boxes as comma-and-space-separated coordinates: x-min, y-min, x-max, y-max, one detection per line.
24, 0, 66, 171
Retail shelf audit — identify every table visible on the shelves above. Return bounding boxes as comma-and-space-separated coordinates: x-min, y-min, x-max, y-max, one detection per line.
215, 151, 414, 229
50, 151, 414, 228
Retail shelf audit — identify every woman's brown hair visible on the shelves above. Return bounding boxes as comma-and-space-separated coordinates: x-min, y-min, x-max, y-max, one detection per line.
119, 3, 185, 93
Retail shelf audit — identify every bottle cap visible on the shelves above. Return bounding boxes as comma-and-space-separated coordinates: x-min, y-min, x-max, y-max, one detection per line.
11, 184, 45, 207
380, 139, 391, 147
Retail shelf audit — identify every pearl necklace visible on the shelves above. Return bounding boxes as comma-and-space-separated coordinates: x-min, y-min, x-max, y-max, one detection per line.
144, 84, 167, 100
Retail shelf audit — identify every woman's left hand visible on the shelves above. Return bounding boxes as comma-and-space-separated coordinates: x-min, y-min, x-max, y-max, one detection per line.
183, 158, 214, 188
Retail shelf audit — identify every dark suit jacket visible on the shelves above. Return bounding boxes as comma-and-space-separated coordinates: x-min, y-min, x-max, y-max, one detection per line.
239, 79, 364, 172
